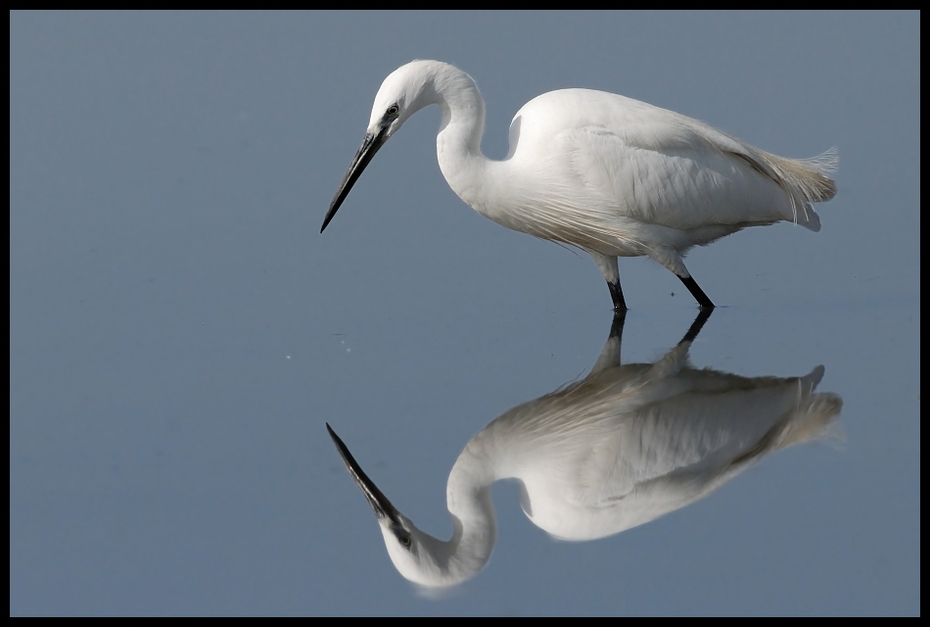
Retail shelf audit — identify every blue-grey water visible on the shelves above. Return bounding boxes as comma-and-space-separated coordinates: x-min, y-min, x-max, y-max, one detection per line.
10, 12, 918, 615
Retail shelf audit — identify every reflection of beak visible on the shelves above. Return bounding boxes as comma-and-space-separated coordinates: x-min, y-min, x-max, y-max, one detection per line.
321, 128, 389, 232
326, 423, 403, 527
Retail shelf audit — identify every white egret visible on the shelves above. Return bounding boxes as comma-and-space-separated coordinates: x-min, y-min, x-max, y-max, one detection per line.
322, 60, 837, 311
327, 313, 842, 587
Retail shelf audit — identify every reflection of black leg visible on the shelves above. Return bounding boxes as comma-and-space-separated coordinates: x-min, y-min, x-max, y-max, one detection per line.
591, 309, 627, 374
607, 280, 627, 312
680, 308, 713, 344
678, 275, 715, 310
609, 308, 627, 341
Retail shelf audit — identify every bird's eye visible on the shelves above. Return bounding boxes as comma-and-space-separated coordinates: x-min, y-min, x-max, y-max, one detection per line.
386, 104, 399, 116
398, 534, 411, 548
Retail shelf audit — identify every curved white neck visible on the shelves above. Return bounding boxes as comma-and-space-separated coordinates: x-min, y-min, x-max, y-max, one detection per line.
427, 67, 495, 215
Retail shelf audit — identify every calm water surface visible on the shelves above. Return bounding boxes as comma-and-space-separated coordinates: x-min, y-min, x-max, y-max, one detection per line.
11, 12, 918, 615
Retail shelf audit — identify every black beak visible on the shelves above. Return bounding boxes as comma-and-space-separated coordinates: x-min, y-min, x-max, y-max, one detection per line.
326, 423, 402, 526
321, 128, 389, 233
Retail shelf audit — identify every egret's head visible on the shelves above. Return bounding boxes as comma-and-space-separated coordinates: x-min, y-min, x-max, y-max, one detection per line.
326, 423, 488, 588
321, 61, 436, 232
366, 60, 440, 139
321, 60, 477, 232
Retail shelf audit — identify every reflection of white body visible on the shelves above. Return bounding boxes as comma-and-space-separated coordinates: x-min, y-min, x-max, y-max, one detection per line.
323, 60, 837, 310
476, 346, 837, 543
328, 321, 842, 588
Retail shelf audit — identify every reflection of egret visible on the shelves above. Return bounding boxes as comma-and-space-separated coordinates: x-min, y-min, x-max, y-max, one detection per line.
322, 60, 837, 310
327, 312, 842, 588
326, 318, 842, 586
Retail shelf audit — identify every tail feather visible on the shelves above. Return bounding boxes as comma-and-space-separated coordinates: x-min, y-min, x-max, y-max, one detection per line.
778, 392, 843, 448
750, 147, 838, 232
777, 366, 843, 448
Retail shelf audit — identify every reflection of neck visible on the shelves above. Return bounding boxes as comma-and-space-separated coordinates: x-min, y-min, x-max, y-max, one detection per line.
433, 443, 498, 582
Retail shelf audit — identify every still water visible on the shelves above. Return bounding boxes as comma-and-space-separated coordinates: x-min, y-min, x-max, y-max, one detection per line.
11, 12, 918, 616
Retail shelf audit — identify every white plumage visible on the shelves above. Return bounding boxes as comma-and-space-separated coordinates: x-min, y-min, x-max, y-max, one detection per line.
323, 60, 837, 309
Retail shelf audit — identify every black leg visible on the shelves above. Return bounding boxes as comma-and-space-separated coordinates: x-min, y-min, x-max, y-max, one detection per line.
607, 280, 628, 312
678, 275, 715, 310
680, 308, 713, 344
